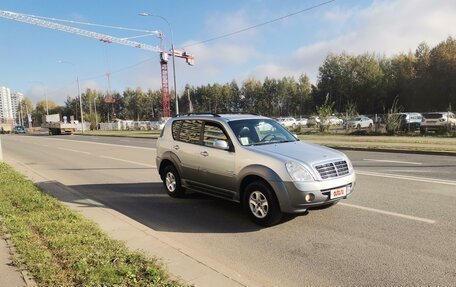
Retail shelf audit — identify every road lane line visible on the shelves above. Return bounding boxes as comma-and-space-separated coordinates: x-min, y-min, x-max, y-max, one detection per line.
58, 147, 91, 155
22, 136, 155, 151
356, 170, 456, 186
363, 159, 422, 165
99, 155, 156, 168
339, 203, 436, 224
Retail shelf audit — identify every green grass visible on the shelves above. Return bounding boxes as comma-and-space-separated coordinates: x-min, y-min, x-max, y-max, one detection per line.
0, 162, 185, 287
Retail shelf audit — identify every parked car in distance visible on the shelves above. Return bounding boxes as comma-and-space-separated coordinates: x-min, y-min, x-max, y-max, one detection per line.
13, 125, 26, 134
156, 113, 356, 227
420, 112, 456, 133
151, 120, 167, 130
399, 112, 422, 131
345, 116, 374, 129
326, 116, 344, 126
306, 116, 321, 127
276, 117, 297, 129
296, 117, 308, 126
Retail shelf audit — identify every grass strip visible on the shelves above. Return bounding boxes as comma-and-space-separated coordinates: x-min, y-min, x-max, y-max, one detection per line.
0, 162, 185, 287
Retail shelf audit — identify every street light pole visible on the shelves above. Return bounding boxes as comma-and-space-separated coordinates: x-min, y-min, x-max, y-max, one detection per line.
139, 12, 179, 116
94, 96, 98, 130
59, 60, 84, 134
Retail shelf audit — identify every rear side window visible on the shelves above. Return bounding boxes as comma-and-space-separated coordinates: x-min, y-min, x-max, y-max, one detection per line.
178, 120, 203, 144
172, 120, 182, 139
203, 122, 228, 147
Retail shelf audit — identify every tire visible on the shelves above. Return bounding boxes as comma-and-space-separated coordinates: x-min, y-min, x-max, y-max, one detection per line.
356, 124, 361, 130
368, 123, 373, 130
244, 181, 282, 227
162, 165, 185, 198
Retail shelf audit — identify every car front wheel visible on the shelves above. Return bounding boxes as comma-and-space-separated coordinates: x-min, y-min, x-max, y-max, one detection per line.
244, 181, 282, 227
162, 165, 185, 198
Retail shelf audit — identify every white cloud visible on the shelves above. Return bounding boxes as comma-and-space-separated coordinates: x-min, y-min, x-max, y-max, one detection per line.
246, 0, 456, 83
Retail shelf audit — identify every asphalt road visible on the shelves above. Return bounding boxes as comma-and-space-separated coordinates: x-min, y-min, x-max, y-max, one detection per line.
2, 134, 456, 286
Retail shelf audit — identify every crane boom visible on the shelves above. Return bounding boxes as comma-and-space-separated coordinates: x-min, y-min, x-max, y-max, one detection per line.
0, 10, 162, 52
0, 9, 194, 118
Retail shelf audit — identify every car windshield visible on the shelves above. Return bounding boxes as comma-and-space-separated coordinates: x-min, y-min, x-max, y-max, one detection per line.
228, 119, 298, 146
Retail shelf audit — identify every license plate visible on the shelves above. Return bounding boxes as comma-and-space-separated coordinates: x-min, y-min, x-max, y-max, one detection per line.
330, 186, 347, 199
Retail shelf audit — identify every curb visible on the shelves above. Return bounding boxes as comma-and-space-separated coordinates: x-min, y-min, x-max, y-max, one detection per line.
327, 145, 456, 157
1, 217, 38, 287
74, 134, 456, 156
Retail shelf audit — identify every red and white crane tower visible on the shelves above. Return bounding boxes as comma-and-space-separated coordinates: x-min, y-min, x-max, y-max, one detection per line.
0, 10, 194, 117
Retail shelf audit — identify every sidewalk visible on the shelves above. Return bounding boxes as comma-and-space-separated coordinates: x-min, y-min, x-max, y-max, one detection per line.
0, 236, 26, 287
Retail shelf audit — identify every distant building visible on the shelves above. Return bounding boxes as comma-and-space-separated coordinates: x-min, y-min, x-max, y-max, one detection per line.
0, 86, 12, 122
11, 92, 24, 122
0, 86, 24, 124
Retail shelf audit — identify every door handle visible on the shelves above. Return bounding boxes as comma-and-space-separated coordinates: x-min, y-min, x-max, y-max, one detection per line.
200, 151, 209, 157
173, 145, 179, 150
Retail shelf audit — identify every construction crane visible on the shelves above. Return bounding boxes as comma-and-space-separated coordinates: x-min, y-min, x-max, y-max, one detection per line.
0, 10, 194, 117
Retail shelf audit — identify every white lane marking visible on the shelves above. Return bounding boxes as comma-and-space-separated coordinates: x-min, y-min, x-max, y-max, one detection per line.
386, 169, 430, 173
58, 147, 91, 155
23, 136, 155, 151
356, 170, 456, 186
340, 203, 436, 224
99, 155, 156, 168
363, 158, 422, 165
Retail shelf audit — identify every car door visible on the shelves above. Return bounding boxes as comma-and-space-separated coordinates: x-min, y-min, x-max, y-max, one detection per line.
197, 121, 236, 197
174, 119, 204, 184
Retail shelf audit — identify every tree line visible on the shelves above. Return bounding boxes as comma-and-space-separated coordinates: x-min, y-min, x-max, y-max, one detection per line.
21, 36, 455, 126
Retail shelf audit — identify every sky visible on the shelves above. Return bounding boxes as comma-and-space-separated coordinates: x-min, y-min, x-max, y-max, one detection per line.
1, 0, 455, 105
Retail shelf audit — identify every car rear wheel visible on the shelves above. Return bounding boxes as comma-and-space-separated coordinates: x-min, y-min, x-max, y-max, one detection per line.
162, 165, 185, 198
244, 181, 282, 227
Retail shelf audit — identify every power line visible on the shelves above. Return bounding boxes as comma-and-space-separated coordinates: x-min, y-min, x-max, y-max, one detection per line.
183, 0, 336, 48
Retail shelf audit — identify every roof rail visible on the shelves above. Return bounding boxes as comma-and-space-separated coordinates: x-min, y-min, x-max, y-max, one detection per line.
176, 113, 221, 117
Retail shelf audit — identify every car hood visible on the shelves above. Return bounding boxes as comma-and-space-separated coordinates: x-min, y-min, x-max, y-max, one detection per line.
249, 141, 346, 166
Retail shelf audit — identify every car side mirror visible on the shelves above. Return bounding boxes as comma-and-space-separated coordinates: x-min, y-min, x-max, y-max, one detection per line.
214, 139, 230, 150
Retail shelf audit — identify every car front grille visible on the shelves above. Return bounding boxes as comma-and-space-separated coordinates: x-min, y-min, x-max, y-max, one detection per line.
315, 160, 349, 179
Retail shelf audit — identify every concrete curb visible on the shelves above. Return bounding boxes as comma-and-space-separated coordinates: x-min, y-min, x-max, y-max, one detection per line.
72, 133, 456, 156
329, 145, 456, 157
1, 217, 38, 287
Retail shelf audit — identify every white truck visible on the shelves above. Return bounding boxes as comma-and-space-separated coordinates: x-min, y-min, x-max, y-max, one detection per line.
42, 114, 79, 135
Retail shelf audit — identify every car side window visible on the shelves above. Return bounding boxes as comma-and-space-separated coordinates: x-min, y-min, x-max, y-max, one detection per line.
203, 122, 229, 148
178, 120, 203, 144
171, 120, 182, 139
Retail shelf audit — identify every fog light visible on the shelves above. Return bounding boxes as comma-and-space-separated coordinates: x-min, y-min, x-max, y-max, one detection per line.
305, 193, 315, 202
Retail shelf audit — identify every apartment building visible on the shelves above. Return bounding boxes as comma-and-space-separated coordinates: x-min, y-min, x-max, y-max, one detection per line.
0, 86, 23, 123
0, 86, 13, 122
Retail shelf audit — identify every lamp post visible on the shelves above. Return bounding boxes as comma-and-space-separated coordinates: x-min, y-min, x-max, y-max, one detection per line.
59, 60, 84, 133
94, 96, 98, 130
139, 12, 179, 116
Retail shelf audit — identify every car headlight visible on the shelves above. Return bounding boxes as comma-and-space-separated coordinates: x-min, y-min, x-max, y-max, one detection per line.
286, 161, 314, 182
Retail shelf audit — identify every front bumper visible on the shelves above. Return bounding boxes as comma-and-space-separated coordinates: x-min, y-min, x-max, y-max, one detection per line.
270, 172, 356, 213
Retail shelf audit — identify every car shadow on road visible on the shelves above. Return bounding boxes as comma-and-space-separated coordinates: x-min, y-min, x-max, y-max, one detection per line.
43, 181, 268, 233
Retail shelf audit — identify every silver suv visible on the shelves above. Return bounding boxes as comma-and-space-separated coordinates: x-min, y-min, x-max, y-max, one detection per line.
156, 114, 356, 226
